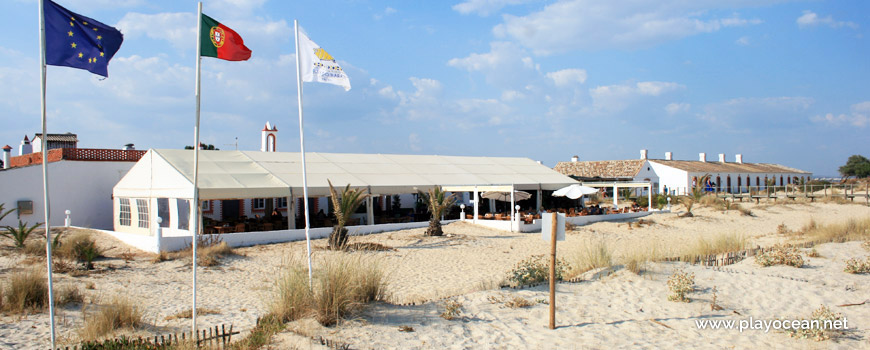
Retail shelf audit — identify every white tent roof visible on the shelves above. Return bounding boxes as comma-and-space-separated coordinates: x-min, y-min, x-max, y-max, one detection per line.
113, 149, 579, 200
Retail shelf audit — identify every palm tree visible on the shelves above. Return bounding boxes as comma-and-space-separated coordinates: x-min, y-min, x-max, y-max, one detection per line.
0, 203, 14, 223
327, 179, 369, 250
419, 186, 456, 236
680, 174, 710, 217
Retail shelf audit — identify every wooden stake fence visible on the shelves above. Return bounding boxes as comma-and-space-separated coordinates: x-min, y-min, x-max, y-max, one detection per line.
55, 324, 237, 350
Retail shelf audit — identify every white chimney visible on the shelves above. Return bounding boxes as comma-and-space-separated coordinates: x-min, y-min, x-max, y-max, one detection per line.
699, 153, 706, 162
640, 149, 648, 160
122, 143, 135, 150
261, 122, 278, 152
571, 155, 579, 162
736, 154, 743, 164
536, 160, 543, 165
665, 152, 673, 161
718, 153, 726, 163
18, 135, 32, 156
2, 145, 11, 169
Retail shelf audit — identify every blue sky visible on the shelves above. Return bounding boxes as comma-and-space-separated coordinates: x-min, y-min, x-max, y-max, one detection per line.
1, 0, 867, 176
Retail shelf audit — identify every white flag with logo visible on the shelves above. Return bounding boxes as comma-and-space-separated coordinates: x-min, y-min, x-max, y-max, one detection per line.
298, 29, 351, 91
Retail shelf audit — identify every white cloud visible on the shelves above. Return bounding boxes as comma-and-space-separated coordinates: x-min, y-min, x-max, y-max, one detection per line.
699, 96, 813, 128
589, 81, 683, 112
546, 68, 587, 87
452, 0, 536, 16
812, 101, 870, 127
448, 41, 541, 90
378, 86, 397, 99
735, 36, 750, 45
408, 133, 421, 151
394, 77, 444, 121
665, 102, 691, 115
491, 0, 766, 54
374, 7, 397, 20
501, 90, 524, 101
116, 12, 196, 50
797, 10, 859, 30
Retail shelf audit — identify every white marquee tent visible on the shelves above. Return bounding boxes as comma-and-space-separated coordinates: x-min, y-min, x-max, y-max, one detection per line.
112, 149, 578, 235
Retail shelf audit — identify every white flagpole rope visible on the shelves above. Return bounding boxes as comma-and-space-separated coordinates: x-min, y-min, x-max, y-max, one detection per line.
191, 1, 203, 335
294, 20, 314, 288
37, 0, 57, 347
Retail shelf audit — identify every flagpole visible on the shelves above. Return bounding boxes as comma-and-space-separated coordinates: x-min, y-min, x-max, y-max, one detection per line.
37, 0, 57, 348
294, 20, 314, 287
191, 1, 203, 335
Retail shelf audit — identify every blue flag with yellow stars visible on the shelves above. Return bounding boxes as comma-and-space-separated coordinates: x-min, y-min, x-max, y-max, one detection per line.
44, 0, 123, 77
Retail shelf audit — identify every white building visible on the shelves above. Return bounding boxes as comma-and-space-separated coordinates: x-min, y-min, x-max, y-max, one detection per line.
0, 145, 144, 229
555, 150, 812, 195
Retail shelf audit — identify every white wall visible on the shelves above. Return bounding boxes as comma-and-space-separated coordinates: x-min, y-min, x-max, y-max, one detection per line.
649, 161, 690, 195
632, 160, 660, 195
0, 161, 135, 229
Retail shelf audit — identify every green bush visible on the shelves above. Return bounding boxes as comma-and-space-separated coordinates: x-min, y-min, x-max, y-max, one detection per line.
506, 255, 566, 286
58, 233, 103, 269
755, 245, 804, 268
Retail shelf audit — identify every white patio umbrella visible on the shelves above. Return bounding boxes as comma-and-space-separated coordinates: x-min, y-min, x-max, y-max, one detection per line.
481, 190, 532, 202
553, 184, 598, 199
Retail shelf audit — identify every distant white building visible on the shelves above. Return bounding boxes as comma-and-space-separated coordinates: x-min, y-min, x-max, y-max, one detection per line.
554, 150, 812, 195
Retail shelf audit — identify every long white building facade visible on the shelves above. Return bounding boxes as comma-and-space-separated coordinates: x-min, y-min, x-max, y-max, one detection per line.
555, 150, 812, 195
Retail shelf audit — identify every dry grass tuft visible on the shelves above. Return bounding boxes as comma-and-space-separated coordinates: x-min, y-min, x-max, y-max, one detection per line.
164, 307, 220, 320
56, 233, 103, 269
2, 269, 47, 315
620, 244, 661, 275
270, 254, 388, 327
677, 232, 748, 263
504, 296, 535, 309
55, 284, 84, 307
80, 296, 143, 340
568, 238, 612, 277
440, 299, 463, 320
151, 251, 168, 264
791, 218, 870, 245
165, 238, 235, 266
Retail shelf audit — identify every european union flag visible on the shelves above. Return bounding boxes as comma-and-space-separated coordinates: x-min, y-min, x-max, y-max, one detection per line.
44, 0, 123, 77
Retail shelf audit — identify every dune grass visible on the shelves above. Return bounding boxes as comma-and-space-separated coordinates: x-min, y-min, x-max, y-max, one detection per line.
163, 237, 235, 267
567, 238, 613, 277
56, 232, 103, 269
55, 284, 84, 307
80, 296, 144, 340
676, 232, 748, 263
269, 254, 388, 327
2, 269, 47, 315
795, 218, 870, 244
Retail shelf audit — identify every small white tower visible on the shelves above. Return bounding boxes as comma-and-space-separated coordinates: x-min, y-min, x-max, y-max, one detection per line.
261, 122, 277, 152
19, 135, 32, 156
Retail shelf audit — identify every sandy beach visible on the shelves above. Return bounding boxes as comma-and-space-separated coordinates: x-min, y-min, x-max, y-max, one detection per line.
1, 201, 869, 349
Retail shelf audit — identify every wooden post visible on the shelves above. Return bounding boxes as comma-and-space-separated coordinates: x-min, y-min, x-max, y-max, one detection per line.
549, 212, 557, 330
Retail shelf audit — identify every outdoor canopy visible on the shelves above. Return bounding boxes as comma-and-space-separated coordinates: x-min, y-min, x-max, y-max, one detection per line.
113, 149, 579, 200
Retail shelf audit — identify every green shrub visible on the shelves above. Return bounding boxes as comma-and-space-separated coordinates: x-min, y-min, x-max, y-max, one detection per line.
1, 221, 43, 248
666, 268, 695, 302
506, 255, 566, 286
844, 256, 870, 274
785, 305, 845, 341
755, 245, 804, 268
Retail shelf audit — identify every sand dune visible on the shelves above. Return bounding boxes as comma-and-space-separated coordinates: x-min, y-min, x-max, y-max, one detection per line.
1, 202, 869, 349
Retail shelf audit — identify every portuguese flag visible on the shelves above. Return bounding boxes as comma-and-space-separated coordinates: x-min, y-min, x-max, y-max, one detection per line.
200, 14, 251, 61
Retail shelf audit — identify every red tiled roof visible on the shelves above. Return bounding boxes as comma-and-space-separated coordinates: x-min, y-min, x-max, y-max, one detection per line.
649, 160, 810, 174
554, 160, 645, 179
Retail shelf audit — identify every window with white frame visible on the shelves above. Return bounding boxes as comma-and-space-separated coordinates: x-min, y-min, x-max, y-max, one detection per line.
253, 198, 267, 210
276, 197, 287, 209
136, 199, 150, 228
119, 198, 131, 226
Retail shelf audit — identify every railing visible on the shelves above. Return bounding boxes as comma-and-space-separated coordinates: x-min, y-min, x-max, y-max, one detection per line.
6, 148, 145, 168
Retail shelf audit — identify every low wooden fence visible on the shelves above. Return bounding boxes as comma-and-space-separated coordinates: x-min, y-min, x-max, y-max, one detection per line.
55, 324, 238, 350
